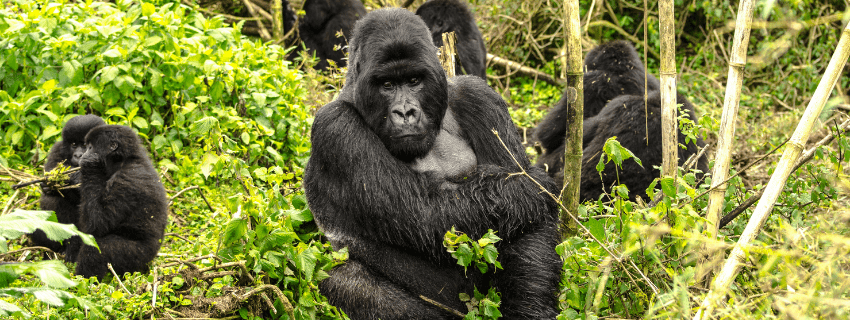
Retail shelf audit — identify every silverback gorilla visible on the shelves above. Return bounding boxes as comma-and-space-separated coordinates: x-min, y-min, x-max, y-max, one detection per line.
416, 0, 488, 79
304, 8, 560, 319
33, 115, 106, 252
64, 125, 168, 279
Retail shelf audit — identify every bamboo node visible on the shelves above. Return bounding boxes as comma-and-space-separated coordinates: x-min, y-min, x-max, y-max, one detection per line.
728, 62, 746, 68
659, 71, 678, 76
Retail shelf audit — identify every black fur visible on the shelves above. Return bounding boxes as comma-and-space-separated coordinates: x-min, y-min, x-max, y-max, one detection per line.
536, 40, 659, 158
296, 0, 367, 70
580, 91, 709, 202
416, 0, 487, 79
65, 125, 168, 279
304, 8, 560, 319
33, 115, 105, 252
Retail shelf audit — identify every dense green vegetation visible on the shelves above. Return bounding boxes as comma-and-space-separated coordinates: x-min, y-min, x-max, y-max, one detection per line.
1, 0, 849, 319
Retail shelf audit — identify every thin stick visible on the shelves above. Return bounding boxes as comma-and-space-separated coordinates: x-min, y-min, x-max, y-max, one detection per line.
493, 130, 659, 294
419, 295, 465, 318
485, 54, 565, 87
108, 263, 132, 295
719, 117, 850, 228
168, 185, 199, 206
694, 21, 850, 320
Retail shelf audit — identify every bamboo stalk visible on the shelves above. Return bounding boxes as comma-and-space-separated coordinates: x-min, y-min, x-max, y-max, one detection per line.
659, 0, 677, 179
440, 32, 458, 79
559, 0, 583, 237
272, 0, 283, 40
700, 0, 756, 283
693, 21, 850, 320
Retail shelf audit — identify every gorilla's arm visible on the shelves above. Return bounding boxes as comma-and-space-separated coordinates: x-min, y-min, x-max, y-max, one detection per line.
305, 80, 557, 260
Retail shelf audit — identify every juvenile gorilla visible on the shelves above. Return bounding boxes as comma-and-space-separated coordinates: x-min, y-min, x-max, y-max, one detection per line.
295, 0, 367, 70
416, 0, 488, 79
33, 115, 105, 252
65, 125, 168, 279
536, 41, 659, 174
580, 91, 709, 202
304, 8, 560, 319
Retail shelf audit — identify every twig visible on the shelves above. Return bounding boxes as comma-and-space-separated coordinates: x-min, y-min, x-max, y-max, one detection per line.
197, 187, 215, 212
152, 266, 158, 308
2, 189, 20, 215
419, 295, 465, 318
239, 284, 294, 319
168, 185, 199, 206
180, 0, 262, 21
492, 129, 659, 294
241, 0, 271, 40
486, 54, 565, 87
719, 117, 850, 228
0, 246, 54, 257
108, 263, 132, 296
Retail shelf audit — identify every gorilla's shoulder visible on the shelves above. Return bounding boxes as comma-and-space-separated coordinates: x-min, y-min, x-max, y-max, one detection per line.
448, 75, 507, 116
313, 100, 359, 127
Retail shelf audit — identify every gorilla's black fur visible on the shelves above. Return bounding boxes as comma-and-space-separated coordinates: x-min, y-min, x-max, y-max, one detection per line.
580, 91, 708, 202
296, 0, 367, 70
536, 40, 659, 164
416, 0, 488, 79
64, 125, 168, 279
304, 8, 560, 319
33, 115, 105, 252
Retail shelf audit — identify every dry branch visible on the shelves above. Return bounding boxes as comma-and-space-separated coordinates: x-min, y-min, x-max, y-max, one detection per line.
486, 54, 565, 87
694, 20, 850, 320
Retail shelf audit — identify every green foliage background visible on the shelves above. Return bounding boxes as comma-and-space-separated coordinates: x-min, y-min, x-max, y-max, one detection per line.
0, 0, 849, 319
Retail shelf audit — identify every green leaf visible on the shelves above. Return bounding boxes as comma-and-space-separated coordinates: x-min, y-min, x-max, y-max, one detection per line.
583, 217, 604, 242
141, 2, 155, 16
131, 117, 148, 129
602, 137, 642, 167
191, 116, 218, 137
222, 218, 248, 245
660, 177, 677, 197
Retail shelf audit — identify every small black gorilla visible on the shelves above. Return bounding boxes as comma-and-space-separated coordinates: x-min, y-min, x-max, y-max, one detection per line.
32, 115, 106, 253
580, 91, 709, 202
416, 0, 488, 79
304, 8, 560, 319
536, 40, 659, 172
295, 0, 367, 70
65, 125, 168, 279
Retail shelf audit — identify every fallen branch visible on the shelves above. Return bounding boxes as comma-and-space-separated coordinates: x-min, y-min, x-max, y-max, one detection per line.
486, 54, 565, 87
239, 284, 294, 319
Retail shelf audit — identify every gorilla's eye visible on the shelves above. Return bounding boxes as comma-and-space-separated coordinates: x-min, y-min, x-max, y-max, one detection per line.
409, 77, 420, 85
70, 143, 78, 148
383, 81, 393, 89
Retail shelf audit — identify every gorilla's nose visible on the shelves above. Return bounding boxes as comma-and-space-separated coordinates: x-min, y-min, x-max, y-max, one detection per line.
390, 104, 420, 125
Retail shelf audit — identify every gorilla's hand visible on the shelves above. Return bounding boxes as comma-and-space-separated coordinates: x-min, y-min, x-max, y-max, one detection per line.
78, 152, 103, 168
67, 170, 82, 185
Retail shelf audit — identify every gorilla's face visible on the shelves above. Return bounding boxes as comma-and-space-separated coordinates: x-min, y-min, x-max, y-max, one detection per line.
349, 14, 448, 162
69, 141, 85, 166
